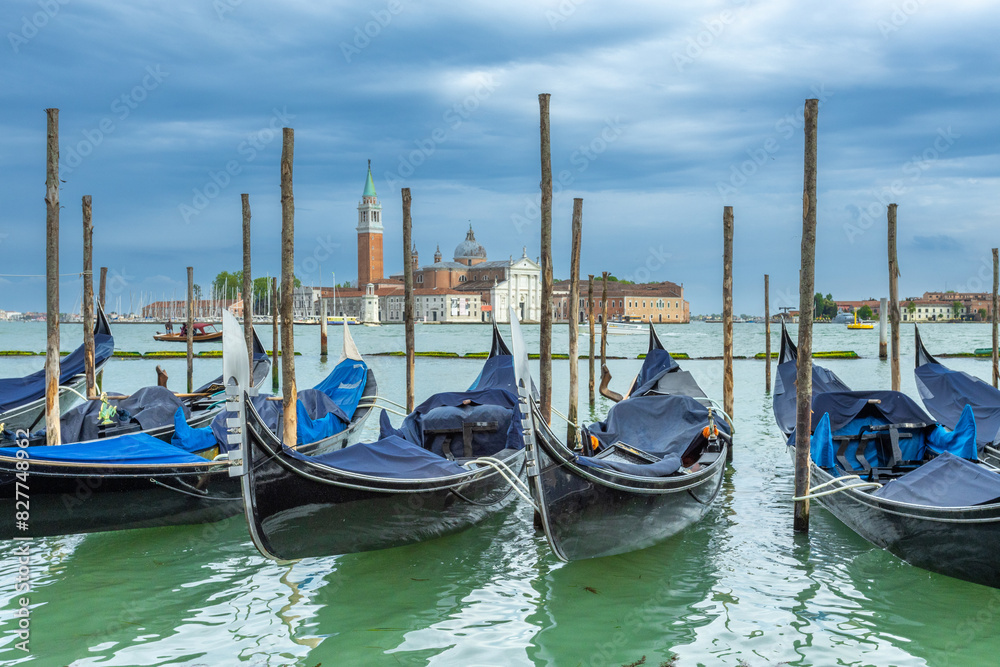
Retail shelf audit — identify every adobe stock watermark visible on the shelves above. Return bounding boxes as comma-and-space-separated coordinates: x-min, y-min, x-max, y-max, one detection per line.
295, 234, 341, 283
620, 246, 672, 284
383, 74, 499, 188
716, 85, 833, 198
546, 0, 586, 29
7, 0, 70, 54
61, 65, 168, 176
213, 0, 242, 21
877, 0, 927, 39
672, 0, 751, 73
843, 126, 960, 243
511, 116, 625, 234
340, 0, 403, 63
178, 107, 295, 224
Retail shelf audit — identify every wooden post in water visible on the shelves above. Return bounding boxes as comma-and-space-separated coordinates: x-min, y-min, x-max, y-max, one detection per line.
538, 92, 553, 425
320, 298, 328, 358
402, 188, 415, 413
993, 248, 998, 388
97, 265, 108, 390
888, 203, 900, 392
271, 277, 279, 393
99, 266, 107, 309
764, 274, 771, 394
587, 274, 595, 408
242, 193, 253, 367
82, 196, 96, 398
186, 267, 194, 394
567, 198, 583, 445
600, 272, 609, 368
280, 127, 297, 446
723, 207, 734, 433
44, 108, 61, 446
879, 297, 888, 360
793, 98, 819, 534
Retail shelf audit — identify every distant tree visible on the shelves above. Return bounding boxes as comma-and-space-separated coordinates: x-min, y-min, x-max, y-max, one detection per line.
858, 305, 873, 320
953, 300, 963, 319
979, 308, 988, 321
193, 284, 202, 301
906, 301, 916, 316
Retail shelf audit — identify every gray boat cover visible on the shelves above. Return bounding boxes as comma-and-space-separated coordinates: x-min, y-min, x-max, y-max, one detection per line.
872, 451, 1000, 507
38, 386, 188, 444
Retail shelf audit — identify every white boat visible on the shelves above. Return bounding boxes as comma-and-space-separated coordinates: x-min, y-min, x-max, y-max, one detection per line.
605, 321, 646, 335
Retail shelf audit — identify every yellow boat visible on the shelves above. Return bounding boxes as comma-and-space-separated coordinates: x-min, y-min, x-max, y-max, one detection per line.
847, 312, 874, 329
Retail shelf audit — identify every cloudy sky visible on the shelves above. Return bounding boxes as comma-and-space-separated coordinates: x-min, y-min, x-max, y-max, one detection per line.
2, 0, 998, 315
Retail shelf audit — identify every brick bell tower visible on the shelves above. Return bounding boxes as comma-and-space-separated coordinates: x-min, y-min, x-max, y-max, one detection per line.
356, 160, 383, 287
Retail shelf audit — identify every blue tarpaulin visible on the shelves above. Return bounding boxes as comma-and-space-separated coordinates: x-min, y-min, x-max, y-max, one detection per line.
177, 357, 369, 452
285, 434, 468, 480
916, 360, 1000, 450
10, 432, 210, 465
808, 399, 978, 471
872, 452, 1000, 507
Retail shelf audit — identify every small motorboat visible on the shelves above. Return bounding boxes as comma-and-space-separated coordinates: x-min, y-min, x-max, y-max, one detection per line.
153, 322, 223, 342
846, 312, 874, 330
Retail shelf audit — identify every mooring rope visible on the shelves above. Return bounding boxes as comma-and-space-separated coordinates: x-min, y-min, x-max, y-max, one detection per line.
466, 456, 537, 510
792, 475, 882, 501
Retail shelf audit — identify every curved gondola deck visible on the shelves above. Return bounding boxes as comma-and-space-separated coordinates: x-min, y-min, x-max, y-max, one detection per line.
802, 454, 1000, 588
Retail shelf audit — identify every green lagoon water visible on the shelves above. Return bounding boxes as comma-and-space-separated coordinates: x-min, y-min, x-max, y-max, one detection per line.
1, 321, 998, 666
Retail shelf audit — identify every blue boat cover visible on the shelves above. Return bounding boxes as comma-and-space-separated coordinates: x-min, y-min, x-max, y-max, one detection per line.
585, 393, 729, 466
9, 432, 209, 465
178, 357, 368, 452
872, 452, 1000, 507
575, 451, 684, 477
808, 401, 978, 471
40, 386, 188, 444
379, 387, 522, 457
773, 356, 852, 436
285, 434, 468, 480
916, 361, 1000, 450
629, 348, 681, 398
0, 329, 114, 414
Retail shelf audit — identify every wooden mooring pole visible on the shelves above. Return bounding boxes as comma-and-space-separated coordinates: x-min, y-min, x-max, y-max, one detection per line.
242, 193, 253, 367
320, 298, 328, 358
793, 98, 819, 533
567, 198, 583, 445
271, 277, 279, 393
764, 274, 771, 394
879, 297, 888, 360
97, 265, 107, 391
44, 108, 61, 446
888, 203, 900, 392
186, 267, 194, 394
600, 272, 608, 368
993, 248, 998, 388
82, 196, 96, 398
587, 274, 595, 408
722, 207, 734, 440
280, 127, 297, 446
539, 92, 553, 425
403, 187, 415, 412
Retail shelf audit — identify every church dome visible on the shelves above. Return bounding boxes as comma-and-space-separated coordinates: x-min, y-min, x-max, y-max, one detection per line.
454, 225, 487, 262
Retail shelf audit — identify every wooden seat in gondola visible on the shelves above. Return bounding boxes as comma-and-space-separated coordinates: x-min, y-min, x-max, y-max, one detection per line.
834, 422, 928, 482
424, 421, 500, 460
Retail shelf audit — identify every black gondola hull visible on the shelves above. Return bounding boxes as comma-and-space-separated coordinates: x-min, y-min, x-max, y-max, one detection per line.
241, 398, 524, 560
799, 448, 1000, 589
531, 415, 726, 561
0, 370, 375, 538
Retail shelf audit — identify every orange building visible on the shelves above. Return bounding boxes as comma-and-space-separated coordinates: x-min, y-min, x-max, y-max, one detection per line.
356, 161, 384, 287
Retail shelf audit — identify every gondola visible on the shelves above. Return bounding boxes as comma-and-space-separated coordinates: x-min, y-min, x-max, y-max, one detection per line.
0, 312, 374, 538
0, 306, 114, 432
4, 321, 270, 447
231, 318, 526, 560
914, 326, 1000, 458
774, 321, 1000, 588
510, 311, 731, 561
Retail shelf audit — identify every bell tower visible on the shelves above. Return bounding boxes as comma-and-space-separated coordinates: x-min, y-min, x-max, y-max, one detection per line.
356, 160, 383, 287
